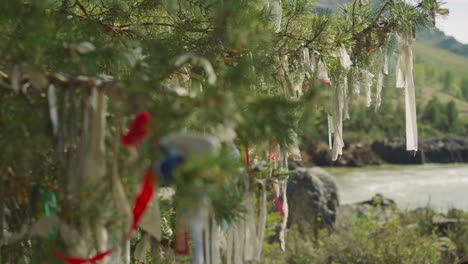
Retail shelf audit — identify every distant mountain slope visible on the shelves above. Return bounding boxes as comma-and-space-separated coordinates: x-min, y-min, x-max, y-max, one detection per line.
417, 28, 468, 58
413, 42, 468, 114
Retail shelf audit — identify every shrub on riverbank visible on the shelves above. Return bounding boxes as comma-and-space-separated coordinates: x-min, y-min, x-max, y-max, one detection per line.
264, 208, 468, 264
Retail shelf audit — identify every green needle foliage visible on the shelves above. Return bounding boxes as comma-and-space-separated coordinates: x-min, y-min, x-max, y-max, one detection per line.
0, 0, 446, 262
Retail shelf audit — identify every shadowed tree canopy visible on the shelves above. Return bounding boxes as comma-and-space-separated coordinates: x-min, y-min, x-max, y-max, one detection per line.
0, 0, 447, 263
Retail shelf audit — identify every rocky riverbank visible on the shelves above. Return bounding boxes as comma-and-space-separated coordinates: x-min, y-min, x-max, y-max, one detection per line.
280, 166, 468, 264
333, 193, 468, 264
305, 136, 468, 166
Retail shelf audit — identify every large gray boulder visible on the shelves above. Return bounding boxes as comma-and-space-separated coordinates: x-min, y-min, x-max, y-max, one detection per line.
287, 167, 339, 233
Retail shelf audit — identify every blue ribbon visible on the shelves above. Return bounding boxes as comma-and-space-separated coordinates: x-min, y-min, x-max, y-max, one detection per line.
160, 154, 185, 184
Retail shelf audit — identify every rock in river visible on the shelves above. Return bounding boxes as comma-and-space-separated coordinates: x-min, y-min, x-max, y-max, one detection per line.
287, 167, 339, 233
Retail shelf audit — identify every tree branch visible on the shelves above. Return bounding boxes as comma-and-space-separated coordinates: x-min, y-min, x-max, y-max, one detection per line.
352, 0, 358, 37
75, 0, 89, 17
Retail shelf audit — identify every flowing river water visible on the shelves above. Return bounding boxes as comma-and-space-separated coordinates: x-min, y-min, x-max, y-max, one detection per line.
324, 164, 468, 211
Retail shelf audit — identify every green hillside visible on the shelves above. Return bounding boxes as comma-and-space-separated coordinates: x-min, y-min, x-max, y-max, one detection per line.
414, 41, 468, 79
413, 42, 468, 115
417, 28, 468, 58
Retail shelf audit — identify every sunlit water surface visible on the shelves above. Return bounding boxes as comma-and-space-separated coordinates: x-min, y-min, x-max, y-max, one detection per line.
324, 164, 468, 211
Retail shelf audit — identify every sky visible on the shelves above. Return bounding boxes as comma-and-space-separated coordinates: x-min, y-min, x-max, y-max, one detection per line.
436, 0, 468, 44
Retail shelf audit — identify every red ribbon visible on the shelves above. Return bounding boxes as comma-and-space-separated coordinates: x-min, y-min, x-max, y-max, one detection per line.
121, 111, 152, 146
366, 35, 372, 54
53, 249, 114, 264
174, 231, 190, 255
128, 170, 157, 238
269, 143, 281, 162
269, 144, 275, 161
266, 141, 281, 162
245, 145, 253, 176
271, 181, 285, 219
54, 169, 158, 263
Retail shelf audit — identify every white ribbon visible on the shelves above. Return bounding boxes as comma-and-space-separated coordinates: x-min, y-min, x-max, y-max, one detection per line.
402, 34, 418, 151
317, 59, 331, 84
279, 177, 289, 251
375, 70, 384, 109
134, 234, 151, 263
254, 181, 267, 260
343, 76, 350, 120
310, 51, 319, 73
47, 84, 59, 135
340, 47, 352, 70
268, 0, 282, 33
384, 34, 400, 75
362, 70, 374, 107
139, 195, 162, 241
327, 115, 333, 150
244, 195, 257, 260
331, 79, 345, 161
395, 33, 418, 151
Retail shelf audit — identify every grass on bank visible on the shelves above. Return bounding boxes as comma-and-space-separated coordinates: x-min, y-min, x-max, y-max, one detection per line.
263, 208, 468, 264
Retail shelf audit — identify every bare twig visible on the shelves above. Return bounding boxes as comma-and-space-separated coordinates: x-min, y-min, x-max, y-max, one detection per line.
374, 2, 389, 22
283, 8, 302, 37
277, 34, 307, 42
75, 0, 89, 17
352, 0, 358, 36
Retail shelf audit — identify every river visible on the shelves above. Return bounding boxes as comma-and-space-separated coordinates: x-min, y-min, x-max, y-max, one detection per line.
324, 164, 468, 211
